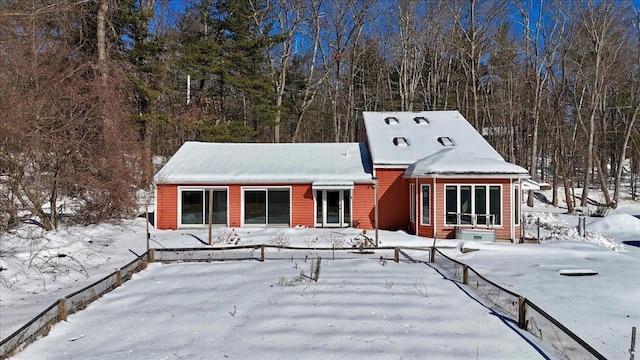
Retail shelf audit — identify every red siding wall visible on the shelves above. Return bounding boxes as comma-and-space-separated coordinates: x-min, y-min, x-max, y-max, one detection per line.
375, 168, 410, 230
156, 184, 178, 230
427, 178, 517, 241
155, 183, 375, 230
352, 184, 375, 229
157, 177, 520, 241
291, 184, 314, 227
228, 185, 241, 228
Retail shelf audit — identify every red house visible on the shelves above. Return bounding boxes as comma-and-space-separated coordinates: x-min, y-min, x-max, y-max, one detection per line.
154, 111, 529, 242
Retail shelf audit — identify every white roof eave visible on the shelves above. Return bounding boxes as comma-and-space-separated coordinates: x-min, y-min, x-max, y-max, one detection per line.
404, 172, 530, 179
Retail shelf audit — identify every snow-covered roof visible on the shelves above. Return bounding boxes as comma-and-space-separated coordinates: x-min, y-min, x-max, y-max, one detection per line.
363, 111, 504, 167
522, 178, 551, 191
154, 142, 373, 184
404, 148, 529, 177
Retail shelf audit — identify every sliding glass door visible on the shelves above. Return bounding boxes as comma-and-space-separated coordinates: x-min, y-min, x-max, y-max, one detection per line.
180, 188, 228, 227
315, 189, 351, 227
243, 188, 290, 227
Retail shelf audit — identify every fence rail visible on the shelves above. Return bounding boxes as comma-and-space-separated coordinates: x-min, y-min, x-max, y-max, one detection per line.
150, 245, 430, 262
1, 245, 606, 360
0, 253, 149, 359
431, 248, 606, 360
0, 246, 430, 360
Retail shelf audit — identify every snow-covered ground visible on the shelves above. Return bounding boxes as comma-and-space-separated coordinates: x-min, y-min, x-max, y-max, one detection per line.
1, 187, 639, 359
9, 259, 551, 359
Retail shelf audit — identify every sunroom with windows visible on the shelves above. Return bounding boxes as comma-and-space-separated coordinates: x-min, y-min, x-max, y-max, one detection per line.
404, 146, 529, 241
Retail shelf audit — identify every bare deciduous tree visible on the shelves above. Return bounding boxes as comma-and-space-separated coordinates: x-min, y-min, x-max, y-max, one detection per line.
0, 0, 144, 230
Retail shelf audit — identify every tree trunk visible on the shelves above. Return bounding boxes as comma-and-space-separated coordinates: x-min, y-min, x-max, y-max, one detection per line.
612, 109, 638, 207
580, 110, 596, 207
97, 0, 109, 82
552, 149, 559, 207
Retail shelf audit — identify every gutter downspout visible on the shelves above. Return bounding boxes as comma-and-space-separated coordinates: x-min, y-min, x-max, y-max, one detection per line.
510, 178, 514, 242
433, 177, 437, 244
153, 185, 157, 234
415, 178, 419, 235
373, 176, 379, 247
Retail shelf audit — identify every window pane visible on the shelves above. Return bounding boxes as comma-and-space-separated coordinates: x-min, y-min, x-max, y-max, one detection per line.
212, 190, 227, 225
245, 190, 266, 224
490, 186, 501, 225
326, 191, 340, 224
475, 186, 487, 225
268, 189, 290, 225
409, 184, 415, 222
316, 190, 323, 225
204, 190, 227, 225
343, 190, 351, 225
460, 186, 472, 224
445, 186, 457, 224
421, 185, 430, 225
181, 190, 203, 224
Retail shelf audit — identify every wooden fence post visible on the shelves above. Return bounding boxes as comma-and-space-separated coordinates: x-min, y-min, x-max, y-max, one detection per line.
462, 265, 469, 285
260, 245, 265, 262
58, 298, 67, 322
116, 270, 122, 287
518, 296, 527, 329
148, 248, 155, 262
430, 247, 435, 263
630, 326, 636, 360
394, 247, 399, 263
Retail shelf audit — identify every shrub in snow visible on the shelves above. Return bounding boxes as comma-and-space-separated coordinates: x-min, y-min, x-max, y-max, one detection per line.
414, 276, 428, 297
277, 276, 302, 287
303, 237, 319, 248
383, 279, 394, 290
327, 233, 346, 248
270, 232, 290, 249
528, 212, 627, 252
214, 230, 241, 245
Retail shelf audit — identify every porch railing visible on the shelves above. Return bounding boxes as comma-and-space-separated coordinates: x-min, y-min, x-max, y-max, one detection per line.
446, 212, 496, 228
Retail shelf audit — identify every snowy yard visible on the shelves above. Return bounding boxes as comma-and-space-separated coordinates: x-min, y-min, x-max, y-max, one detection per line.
9, 259, 549, 360
1, 190, 639, 359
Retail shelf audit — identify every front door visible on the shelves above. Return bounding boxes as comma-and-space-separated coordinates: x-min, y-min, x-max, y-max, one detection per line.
315, 189, 351, 227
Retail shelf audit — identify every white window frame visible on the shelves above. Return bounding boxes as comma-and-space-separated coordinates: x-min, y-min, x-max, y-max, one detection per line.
443, 184, 503, 227
420, 184, 431, 226
177, 186, 229, 228
241, 186, 292, 228
314, 188, 352, 228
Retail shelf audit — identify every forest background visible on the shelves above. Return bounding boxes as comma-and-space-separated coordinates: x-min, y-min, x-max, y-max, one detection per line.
0, 0, 639, 231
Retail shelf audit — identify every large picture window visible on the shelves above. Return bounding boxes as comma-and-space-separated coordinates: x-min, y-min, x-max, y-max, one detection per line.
180, 188, 227, 227
445, 184, 502, 226
243, 188, 290, 226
